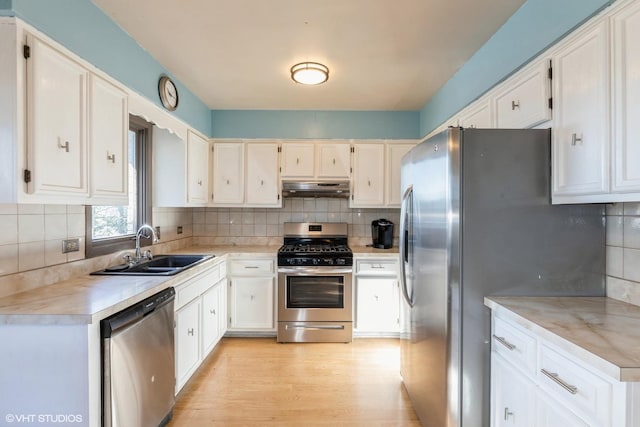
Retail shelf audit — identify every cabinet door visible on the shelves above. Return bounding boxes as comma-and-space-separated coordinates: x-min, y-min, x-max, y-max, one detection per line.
535, 391, 589, 427
246, 143, 280, 206
387, 143, 414, 206
280, 143, 314, 178
175, 298, 200, 392
89, 74, 128, 202
495, 60, 551, 129
316, 143, 351, 178
612, 1, 640, 193
552, 22, 610, 198
201, 283, 221, 356
26, 34, 88, 197
187, 130, 209, 205
355, 277, 399, 333
491, 354, 535, 427
459, 100, 493, 128
212, 142, 244, 204
351, 144, 385, 207
229, 277, 274, 329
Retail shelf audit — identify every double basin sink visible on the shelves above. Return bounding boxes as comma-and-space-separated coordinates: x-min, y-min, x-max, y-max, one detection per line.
92, 254, 213, 276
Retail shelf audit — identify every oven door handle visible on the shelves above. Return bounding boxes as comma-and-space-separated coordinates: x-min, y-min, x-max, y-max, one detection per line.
278, 267, 353, 275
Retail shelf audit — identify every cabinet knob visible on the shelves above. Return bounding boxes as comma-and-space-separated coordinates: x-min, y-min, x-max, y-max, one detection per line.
198, 180, 203, 186
571, 133, 583, 146
368, 179, 371, 186
107, 152, 116, 163
511, 100, 520, 110
296, 158, 300, 165
332, 158, 336, 165
187, 328, 194, 336
226, 179, 230, 185
57, 140, 70, 153
504, 407, 514, 421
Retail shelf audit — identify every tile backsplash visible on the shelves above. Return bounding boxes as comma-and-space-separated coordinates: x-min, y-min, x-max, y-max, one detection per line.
191, 198, 401, 247
2, 199, 640, 307
0, 204, 86, 276
605, 202, 640, 305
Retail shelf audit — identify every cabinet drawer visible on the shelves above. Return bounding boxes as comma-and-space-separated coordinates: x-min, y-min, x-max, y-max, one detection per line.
538, 343, 612, 425
492, 316, 537, 377
356, 259, 398, 275
228, 258, 274, 275
175, 267, 220, 309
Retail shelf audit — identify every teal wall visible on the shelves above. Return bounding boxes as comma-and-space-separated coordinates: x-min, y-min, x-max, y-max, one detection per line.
10, 0, 211, 135
211, 110, 420, 140
5, 0, 615, 140
419, 0, 613, 136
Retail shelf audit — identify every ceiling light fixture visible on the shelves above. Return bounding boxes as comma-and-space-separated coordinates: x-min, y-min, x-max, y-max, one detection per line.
290, 62, 329, 85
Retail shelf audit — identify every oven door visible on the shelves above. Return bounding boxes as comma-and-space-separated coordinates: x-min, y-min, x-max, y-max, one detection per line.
277, 267, 352, 322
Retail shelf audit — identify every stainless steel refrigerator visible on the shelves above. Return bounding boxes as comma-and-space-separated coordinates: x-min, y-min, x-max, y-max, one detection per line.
399, 128, 605, 427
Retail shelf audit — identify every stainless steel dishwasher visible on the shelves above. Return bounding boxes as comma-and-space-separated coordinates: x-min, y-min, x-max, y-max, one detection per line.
101, 287, 176, 427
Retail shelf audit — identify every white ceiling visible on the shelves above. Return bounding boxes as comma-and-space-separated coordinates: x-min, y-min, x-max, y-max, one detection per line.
92, 0, 525, 111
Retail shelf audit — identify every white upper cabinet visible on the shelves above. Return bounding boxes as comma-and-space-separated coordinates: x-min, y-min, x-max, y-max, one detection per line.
280, 142, 314, 178
246, 142, 280, 206
26, 33, 89, 198
212, 142, 244, 205
186, 130, 209, 205
351, 143, 385, 207
552, 20, 610, 200
494, 59, 551, 129
612, 0, 640, 194
89, 74, 128, 204
459, 98, 493, 129
316, 143, 351, 178
387, 143, 414, 206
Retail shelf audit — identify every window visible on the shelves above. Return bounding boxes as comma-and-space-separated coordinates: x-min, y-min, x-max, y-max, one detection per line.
85, 115, 152, 257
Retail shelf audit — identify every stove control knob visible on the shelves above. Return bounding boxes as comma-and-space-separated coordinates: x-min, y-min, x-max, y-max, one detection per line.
297, 259, 303, 265
313, 258, 319, 265
326, 259, 334, 265
337, 259, 345, 265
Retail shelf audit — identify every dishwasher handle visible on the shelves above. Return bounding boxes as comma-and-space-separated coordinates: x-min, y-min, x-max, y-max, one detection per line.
101, 287, 175, 338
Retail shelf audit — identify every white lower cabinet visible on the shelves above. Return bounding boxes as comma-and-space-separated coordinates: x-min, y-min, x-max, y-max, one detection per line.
491, 354, 535, 427
354, 257, 400, 336
174, 260, 226, 393
227, 256, 276, 333
175, 297, 200, 391
490, 311, 640, 427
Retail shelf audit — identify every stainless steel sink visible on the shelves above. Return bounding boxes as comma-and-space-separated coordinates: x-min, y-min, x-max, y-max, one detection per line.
92, 254, 214, 276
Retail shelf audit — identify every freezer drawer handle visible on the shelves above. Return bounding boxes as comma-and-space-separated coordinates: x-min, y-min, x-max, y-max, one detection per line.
492, 334, 516, 351
540, 369, 578, 395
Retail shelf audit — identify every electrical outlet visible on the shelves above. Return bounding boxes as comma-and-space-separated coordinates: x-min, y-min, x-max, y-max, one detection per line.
177, 226, 183, 235
155, 226, 161, 240
62, 238, 80, 253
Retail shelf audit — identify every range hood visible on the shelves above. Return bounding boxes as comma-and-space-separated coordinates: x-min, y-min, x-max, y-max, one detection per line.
281, 181, 350, 198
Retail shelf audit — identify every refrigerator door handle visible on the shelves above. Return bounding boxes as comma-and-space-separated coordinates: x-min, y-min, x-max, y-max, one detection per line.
399, 184, 414, 307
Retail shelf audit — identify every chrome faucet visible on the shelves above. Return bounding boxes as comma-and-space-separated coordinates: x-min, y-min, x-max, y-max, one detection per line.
134, 224, 158, 262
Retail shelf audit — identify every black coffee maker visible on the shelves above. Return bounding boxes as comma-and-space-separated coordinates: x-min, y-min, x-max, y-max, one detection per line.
371, 219, 394, 249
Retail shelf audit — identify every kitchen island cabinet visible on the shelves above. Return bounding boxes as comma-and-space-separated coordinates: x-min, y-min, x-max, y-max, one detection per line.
486, 297, 640, 427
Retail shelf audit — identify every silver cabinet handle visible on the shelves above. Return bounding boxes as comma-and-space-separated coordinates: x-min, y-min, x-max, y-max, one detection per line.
296, 158, 299, 165
332, 158, 336, 165
107, 152, 115, 163
210, 309, 216, 315
198, 180, 202, 186
541, 369, 578, 395
492, 334, 516, 351
371, 264, 385, 269
504, 407, 514, 421
571, 133, 583, 146
244, 266, 260, 269
58, 140, 70, 152
261, 179, 264, 186
511, 100, 520, 110
187, 328, 194, 336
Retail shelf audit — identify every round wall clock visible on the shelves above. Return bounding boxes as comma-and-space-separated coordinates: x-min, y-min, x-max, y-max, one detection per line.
158, 75, 179, 111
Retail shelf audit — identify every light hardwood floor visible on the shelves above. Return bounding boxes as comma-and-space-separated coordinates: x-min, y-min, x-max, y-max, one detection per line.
169, 338, 420, 426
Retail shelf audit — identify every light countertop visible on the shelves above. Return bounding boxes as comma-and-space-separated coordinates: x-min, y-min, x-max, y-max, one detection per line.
485, 296, 640, 382
0, 244, 399, 325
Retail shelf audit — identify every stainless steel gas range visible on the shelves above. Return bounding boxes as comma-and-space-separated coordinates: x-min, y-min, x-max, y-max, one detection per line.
277, 223, 353, 343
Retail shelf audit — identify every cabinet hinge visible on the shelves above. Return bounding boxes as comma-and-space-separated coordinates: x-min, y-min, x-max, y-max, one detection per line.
277, 146, 282, 153
278, 194, 280, 200
350, 147, 355, 153
548, 62, 553, 80
548, 97, 553, 110
23, 169, 31, 183
351, 194, 354, 200
23, 44, 30, 59
279, 166, 282, 172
